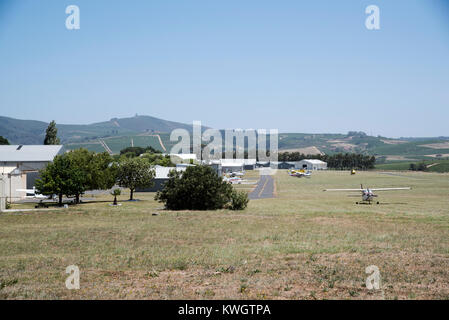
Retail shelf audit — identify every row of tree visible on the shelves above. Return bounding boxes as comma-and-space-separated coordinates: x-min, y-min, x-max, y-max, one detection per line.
117, 147, 175, 167
278, 152, 376, 170
36, 149, 155, 206
36, 148, 249, 210
409, 162, 427, 171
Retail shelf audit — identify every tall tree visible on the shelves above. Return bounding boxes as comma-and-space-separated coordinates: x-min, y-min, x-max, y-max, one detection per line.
35, 154, 79, 206
89, 152, 118, 191
65, 149, 91, 204
65, 149, 118, 203
35, 149, 118, 205
117, 157, 155, 200
0, 136, 9, 145
44, 120, 61, 145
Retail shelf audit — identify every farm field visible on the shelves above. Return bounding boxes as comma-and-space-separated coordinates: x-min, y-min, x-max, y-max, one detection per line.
64, 133, 175, 154
0, 170, 448, 299
376, 159, 449, 173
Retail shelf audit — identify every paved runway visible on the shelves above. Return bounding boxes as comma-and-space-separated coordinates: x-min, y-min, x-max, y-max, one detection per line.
249, 174, 275, 199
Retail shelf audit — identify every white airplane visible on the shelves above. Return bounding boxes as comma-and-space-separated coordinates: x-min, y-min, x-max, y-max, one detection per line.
230, 171, 245, 177
323, 184, 411, 204
16, 187, 49, 199
223, 176, 243, 184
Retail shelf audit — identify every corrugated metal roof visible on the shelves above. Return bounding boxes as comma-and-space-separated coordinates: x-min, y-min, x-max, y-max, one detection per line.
169, 153, 197, 160
300, 159, 326, 164
154, 166, 186, 179
0, 145, 64, 162
207, 159, 251, 166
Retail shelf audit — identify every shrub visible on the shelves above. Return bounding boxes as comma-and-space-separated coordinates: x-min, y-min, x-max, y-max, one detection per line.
111, 188, 121, 205
155, 165, 234, 210
229, 189, 249, 210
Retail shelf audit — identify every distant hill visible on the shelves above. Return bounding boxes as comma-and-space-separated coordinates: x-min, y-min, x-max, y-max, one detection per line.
0, 115, 197, 145
2, 115, 449, 161
277, 132, 449, 163
0, 116, 48, 145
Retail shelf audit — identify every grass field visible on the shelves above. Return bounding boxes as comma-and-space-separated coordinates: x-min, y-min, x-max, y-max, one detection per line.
376, 159, 449, 173
1, 170, 448, 300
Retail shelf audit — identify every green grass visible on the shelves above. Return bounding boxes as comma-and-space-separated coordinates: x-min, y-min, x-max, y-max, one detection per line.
64, 142, 107, 153
376, 159, 449, 173
102, 135, 165, 153
370, 140, 449, 156
1, 170, 448, 299
64, 133, 176, 154
375, 162, 415, 171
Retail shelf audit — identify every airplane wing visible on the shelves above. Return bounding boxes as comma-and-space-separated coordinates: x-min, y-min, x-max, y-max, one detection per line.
16, 189, 35, 193
370, 187, 411, 191
323, 188, 363, 192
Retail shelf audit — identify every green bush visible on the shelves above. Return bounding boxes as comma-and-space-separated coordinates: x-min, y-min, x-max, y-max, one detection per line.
229, 189, 249, 210
155, 165, 234, 210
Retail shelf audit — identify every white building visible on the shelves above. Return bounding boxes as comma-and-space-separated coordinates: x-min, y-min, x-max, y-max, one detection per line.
216, 159, 244, 173
168, 153, 197, 164
296, 159, 327, 170
136, 165, 186, 192
243, 159, 257, 170
204, 158, 256, 174
0, 145, 64, 202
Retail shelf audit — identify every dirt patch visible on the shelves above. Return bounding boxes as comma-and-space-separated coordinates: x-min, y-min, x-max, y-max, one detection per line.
331, 143, 357, 151
425, 154, 449, 158
279, 146, 324, 155
385, 156, 418, 161
381, 140, 407, 145
419, 142, 449, 149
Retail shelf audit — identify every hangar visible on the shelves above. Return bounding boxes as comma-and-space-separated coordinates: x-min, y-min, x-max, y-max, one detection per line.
0, 145, 64, 202
136, 165, 186, 192
296, 159, 327, 170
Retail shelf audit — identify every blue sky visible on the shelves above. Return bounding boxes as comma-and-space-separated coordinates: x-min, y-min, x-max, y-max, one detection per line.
0, 0, 448, 137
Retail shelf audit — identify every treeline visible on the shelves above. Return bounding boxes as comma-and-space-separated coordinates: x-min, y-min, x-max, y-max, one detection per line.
278, 152, 376, 170
120, 146, 161, 157
117, 146, 174, 167
409, 162, 427, 171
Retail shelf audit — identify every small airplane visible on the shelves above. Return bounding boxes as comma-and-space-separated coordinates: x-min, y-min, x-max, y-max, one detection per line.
288, 169, 312, 178
223, 176, 243, 184
230, 171, 245, 177
16, 187, 49, 200
323, 184, 411, 204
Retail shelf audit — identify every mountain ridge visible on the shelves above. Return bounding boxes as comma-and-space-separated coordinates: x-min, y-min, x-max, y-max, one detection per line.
2, 116, 449, 161
0, 115, 197, 145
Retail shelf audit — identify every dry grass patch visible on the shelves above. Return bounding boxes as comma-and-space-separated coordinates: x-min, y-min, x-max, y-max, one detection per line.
1, 170, 448, 299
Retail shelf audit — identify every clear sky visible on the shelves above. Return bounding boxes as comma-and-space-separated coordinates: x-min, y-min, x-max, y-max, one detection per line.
0, 0, 448, 137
